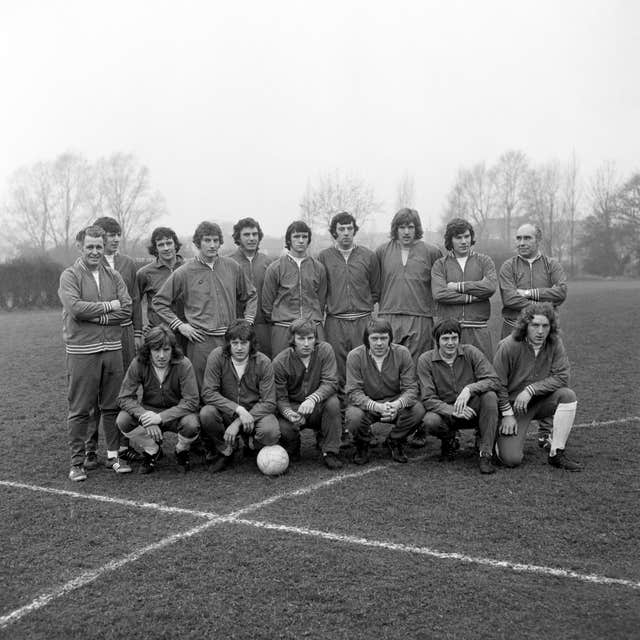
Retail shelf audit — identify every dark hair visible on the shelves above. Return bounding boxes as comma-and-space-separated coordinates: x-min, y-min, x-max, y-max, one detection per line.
390, 208, 423, 240
288, 318, 317, 346
77, 225, 106, 243
232, 217, 264, 245
329, 212, 359, 238
285, 220, 312, 249
432, 319, 462, 343
93, 216, 121, 235
138, 326, 183, 365
444, 218, 475, 251
512, 302, 559, 344
224, 320, 257, 356
363, 318, 394, 346
193, 221, 224, 248
147, 227, 182, 257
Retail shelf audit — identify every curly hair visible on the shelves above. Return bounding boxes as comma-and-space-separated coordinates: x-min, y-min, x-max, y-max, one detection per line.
137, 326, 183, 365
147, 227, 182, 257
363, 317, 394, 346
444, 218, 475, 251
232, 217, 264, 245
329, 212, 359, 238
284, 220, 312, 250
512, 302, 559, 344
77, 225, 106, 243
193, 221, 224, 248
223, 320, 257, 357
390, 208, 423, 240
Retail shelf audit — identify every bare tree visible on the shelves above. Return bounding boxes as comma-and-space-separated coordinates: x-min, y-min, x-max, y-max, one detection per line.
299, 171, 382, 232
4, 161, 56, 252
444, 163, 496, 235
94, 153, 166, 251
561, 152, 581, 275
493, 150, 529, 241
395, 171, 416, 210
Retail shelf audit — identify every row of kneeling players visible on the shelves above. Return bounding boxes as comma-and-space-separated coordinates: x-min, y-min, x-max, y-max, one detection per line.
67, 304, 580, 481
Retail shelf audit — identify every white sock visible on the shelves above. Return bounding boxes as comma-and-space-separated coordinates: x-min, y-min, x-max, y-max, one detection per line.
550, 401, 577, 456
176, 433, 197, 452
107, 450, 119, 459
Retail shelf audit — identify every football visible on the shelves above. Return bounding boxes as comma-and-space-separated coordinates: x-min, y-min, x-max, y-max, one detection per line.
256, 445, 290, 476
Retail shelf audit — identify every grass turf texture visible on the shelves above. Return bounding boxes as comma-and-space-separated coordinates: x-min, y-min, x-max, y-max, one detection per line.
1, 280, 639, 639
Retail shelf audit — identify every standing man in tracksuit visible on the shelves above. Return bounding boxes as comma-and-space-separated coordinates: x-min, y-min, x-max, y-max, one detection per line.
262, 220, 327, 357
431, 218, 497, 360
59, 225, 132, 481
499, 222, 568, 448
318, 211, 380, 393
228, 217, 274, 357
153, 221, 257, 390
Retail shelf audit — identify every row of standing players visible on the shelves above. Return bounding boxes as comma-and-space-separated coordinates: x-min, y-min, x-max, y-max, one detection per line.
59, 209, 579, 481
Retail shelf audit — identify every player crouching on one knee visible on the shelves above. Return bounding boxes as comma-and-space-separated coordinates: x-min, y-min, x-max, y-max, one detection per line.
345, 318, 425, 465
272, 318, 343, 470
493, 302, 581, 471
417, 319, 500, 474
199, 320, 280, 473
116, 326, 201, 474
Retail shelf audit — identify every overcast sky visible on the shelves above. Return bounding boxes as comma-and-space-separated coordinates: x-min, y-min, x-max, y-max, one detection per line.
1, 0, 638, 240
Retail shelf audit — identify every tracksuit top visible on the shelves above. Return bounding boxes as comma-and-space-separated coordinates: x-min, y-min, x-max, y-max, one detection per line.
106, 254, 142, 337
58, 258, 132, 355
201, 347, 276, 421
261, 253, 327, 326
493, 335, 571, 415
272, 342, 339, 419
228, 250, 274, 325
499, 254, 568, 325
431, 251, 497, 327
317, 245, 380, 319
345, 343, 418, 412
118, 356, 200, 423
153, 256, 257, 336
417, 344, 500, 416
376, 240, 442, 317
136, 255, 185, 330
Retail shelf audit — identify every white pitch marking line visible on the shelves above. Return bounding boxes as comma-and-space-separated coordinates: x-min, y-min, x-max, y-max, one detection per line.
0, 519, 220, 629
0, 480, 218, 519
0, 468, 384, 628
572, 416, 639, 429
232, 518, 640, 591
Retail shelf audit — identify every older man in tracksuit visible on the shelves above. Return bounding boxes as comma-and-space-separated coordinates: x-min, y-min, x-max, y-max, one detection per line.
58, 225, 132, 481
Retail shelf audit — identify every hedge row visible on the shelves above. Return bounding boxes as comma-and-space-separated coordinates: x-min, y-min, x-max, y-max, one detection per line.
0, 257, 64, 310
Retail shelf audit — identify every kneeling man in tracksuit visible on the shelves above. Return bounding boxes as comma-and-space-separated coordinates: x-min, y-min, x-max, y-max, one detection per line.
493, 302, 581, 471
116, 326, 200, 474
417, 319, 500, 474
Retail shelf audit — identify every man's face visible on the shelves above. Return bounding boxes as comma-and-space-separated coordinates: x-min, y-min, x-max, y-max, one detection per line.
293, 332, 315, 357
451, 231, 471, 258
289, 231, 310, 257
335, 223, 355, 250
368, 332, 391, 358
438, 332, 459, 359
238, 227, 260, 253
397, 223, 416, 247
81, 235, 105, 270
229, 338, 251, 362
104, 231, 121, 255
198, 235, 220, 262
526, 314, 551, 347
155, 236, 176, 263
150, 344, 172, 368
516, 225, 539, 259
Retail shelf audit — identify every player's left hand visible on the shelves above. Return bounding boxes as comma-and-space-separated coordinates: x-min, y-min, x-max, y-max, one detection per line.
145, 424, 163, 442
140, 411, 162, 427
453, 387, 471, 415
297, 398, 316, 416
446, 281, 460, 291
513, 390, 532, 414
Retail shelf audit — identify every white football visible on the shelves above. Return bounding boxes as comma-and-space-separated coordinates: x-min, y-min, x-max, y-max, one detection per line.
256, 445, 290, 476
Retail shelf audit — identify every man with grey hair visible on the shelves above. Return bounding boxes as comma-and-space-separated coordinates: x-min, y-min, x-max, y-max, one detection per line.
498, 222, 568, 448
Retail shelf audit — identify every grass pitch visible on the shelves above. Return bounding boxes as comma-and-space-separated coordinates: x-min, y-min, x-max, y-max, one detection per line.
1, 280, 639, 639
